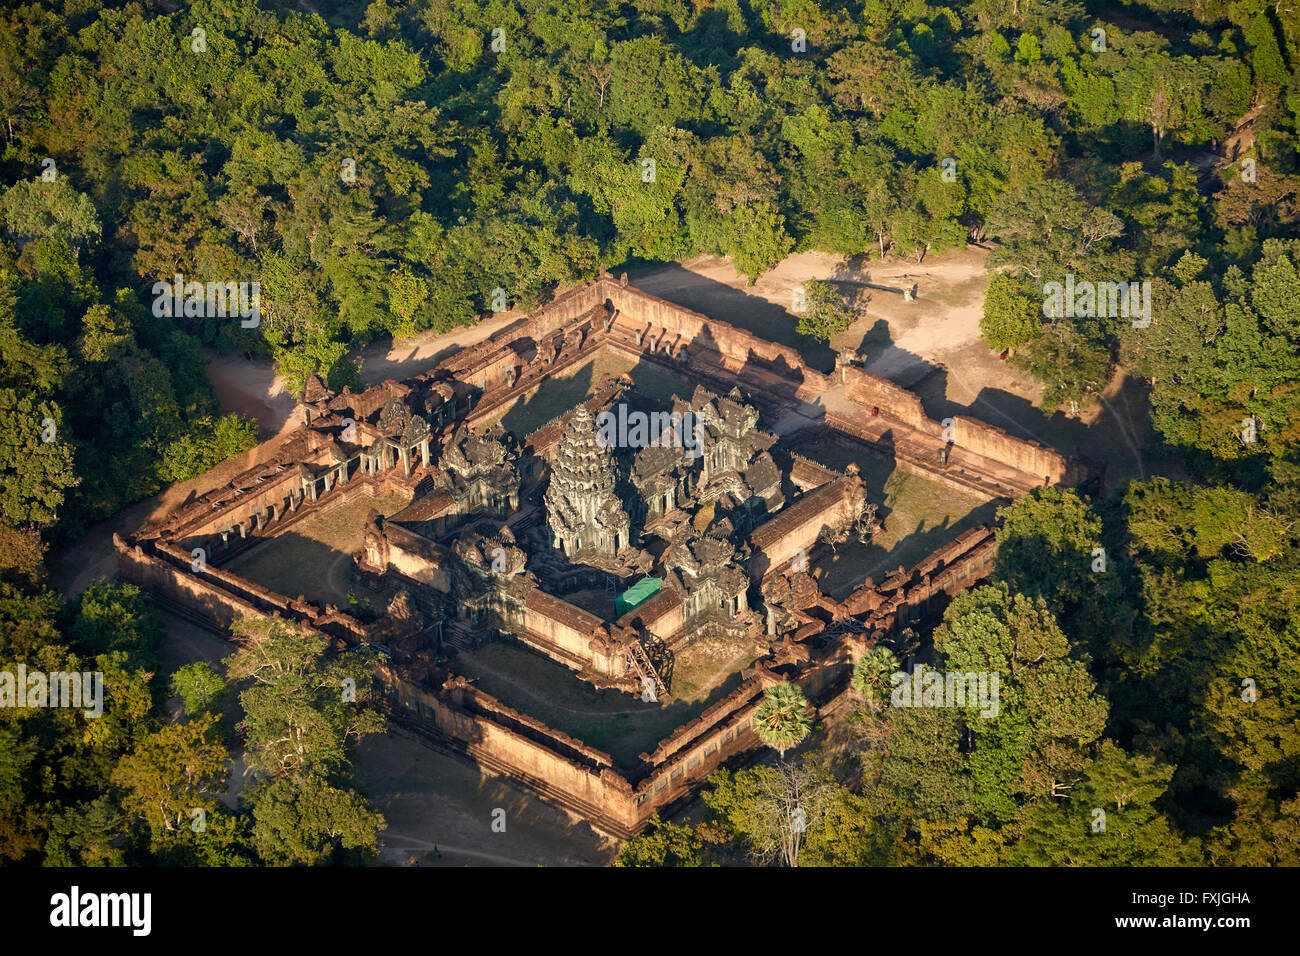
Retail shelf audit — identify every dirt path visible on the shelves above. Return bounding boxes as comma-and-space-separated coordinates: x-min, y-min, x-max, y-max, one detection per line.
377, 832, 543, 867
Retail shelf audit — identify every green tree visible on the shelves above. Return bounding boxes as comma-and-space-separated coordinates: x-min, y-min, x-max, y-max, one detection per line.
702, 759, 837, 866
69, 582, 163, 672
246, 772, 385, 866
1015, 741, 1200, 865
42, 797, 126, 867
795, 279, 854, 343
387, 266, 429, 339
158, 414, 258, 484
0, 273, 71, 391
980, 272, 1042, 352
150, 809, 258, 867
1207, 792, 1300, 866
1244, 13, 1290, 96
865, 705, 977, 824
752, 680, 813, 757
994, 486, 1105, 616
224, 617, 384, 778
0, 178, 101, 252
613, 814, 708, 867
169, 662, 229, 717
110, 715, 230, 840
932, 584, 1109, 819
0, 389, 78, 526
1135, 241, 1300, 460
850, 645, 899, 703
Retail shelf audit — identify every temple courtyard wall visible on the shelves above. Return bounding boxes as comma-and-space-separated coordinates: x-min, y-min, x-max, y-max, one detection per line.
114, 272, 1088, 839
116, 504, 1000, 838
426, 273, 1077, 497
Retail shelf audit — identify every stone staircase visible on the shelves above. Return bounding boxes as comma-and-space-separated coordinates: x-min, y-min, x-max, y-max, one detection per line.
443, 618, 483, 651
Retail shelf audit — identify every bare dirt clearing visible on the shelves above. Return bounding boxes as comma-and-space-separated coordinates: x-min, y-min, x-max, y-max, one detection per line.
628, 248, 1169, 490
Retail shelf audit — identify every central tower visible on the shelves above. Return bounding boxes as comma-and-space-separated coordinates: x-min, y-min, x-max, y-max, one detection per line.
544, 404, 631, 560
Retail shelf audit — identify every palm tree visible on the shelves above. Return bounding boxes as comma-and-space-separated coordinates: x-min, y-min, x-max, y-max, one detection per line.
851, 645, 901, 704
753, 681, 813, 757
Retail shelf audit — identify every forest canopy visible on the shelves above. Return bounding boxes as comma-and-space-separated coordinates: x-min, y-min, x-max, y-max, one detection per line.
0, 0, 1297, 869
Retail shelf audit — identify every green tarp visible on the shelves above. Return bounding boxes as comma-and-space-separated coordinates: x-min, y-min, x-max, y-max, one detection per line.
615, 577, 662, 618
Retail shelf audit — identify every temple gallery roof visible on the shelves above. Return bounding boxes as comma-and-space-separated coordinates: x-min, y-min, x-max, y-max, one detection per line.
662, 531, 747, 597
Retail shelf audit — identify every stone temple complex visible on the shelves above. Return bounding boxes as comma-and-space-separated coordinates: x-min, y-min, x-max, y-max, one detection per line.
116, 271, 1091, 837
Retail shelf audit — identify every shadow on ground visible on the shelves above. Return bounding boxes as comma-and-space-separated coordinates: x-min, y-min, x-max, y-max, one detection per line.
623, 260, 838, 372
814, 498, 1003, 600
834, 315, 1183, 493
451, 637, 747, 770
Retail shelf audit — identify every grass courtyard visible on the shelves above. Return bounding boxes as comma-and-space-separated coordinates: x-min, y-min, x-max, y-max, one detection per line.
479, 349, 696, 439
451, 637, 750, 769
789, 439, 998, 599
670, 635, 762, 702
223, 490, 412, 610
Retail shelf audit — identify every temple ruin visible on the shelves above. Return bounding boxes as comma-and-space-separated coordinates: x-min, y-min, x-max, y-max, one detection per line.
116, 272, 1090, 837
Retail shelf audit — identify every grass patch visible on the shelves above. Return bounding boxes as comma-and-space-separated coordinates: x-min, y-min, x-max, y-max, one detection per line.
452, 638, 744, 769
670, 635, 760, 702
482, 349, 697, 439
224, 490, 411, 608
790, 438, 997, 597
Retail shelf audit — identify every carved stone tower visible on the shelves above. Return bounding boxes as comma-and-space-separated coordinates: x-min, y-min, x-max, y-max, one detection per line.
544, 405, 630, 559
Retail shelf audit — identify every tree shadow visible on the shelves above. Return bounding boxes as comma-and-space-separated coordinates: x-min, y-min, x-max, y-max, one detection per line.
846, 316, 951, 392
829, 254, 917, 304
831, 312, 1178, 490
621, 356, 697, 409
911, 374, 1179, 489
677, 8, 745, 71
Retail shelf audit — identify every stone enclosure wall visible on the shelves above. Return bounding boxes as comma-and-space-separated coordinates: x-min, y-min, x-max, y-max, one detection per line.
118, 272, 1083, 840
415, 273, 1077, 494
